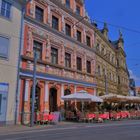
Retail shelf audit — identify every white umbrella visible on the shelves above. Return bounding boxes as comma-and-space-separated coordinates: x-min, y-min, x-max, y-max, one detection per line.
61, 90, 103, 102
61, 90, 92, 101
127, 96, 140, 103
91, 95, 103, 102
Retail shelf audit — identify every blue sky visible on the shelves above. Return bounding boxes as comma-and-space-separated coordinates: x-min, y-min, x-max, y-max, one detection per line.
85, 0, 140, 86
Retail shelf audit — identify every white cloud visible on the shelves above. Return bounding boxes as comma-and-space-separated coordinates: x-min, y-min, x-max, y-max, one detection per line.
129, 70, 140, 81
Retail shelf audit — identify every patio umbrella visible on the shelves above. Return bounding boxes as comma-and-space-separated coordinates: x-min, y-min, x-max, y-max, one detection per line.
126, 96, 140, 103
61, 90, 92, 101
61, 90, 103, 113
101, 94, 127, 102
61, 90, 103, 102
91, 95, 103, 102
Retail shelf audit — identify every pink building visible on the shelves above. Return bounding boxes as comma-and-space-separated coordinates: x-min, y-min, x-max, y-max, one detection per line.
18, 0, 96, 124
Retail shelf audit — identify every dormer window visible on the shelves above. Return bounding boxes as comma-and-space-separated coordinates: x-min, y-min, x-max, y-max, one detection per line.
66, 0, 70, 8
76, 5, 80, 15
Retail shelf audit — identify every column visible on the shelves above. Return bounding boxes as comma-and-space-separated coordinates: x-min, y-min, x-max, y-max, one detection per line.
60, 44, 65, 66
73, 25, 77, 39
73, 0, 76, 12
47, 5, 51, 26
62, 15, 65, 33
91, 32, 94, 48
83, 29, 86, 44
83, 54, 86, 73
24, 80, 30, 102
74, 85, 77, 93
42, 41, 47, 61
94, 88, 97, 96
26, 29, 33, 56
82, 4, 86, 17
61, 84, 64, 102
30, 0, 35, 18
23, 79, 30, 124
44, 82, 49, 112
46, 38, 51, 62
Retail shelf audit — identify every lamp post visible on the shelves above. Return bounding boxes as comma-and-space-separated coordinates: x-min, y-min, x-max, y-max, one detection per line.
30, 49, 37, 127
104, 74, 108, 95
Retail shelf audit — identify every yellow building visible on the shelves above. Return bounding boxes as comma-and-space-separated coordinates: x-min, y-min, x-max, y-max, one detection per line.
94, 23, 129, 96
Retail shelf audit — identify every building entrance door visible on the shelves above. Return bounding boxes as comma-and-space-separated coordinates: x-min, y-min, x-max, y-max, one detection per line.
64, 89, 71, 109
0, 83, 8, 124
49, 88, 57, 112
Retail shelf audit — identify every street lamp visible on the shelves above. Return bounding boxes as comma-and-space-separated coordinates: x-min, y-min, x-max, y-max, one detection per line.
104, 74, 108, 95
30, 49, 37, 127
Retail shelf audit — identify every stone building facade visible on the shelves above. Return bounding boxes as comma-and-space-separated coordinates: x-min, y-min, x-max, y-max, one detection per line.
18, 0, 97, 123
94, 23, 129, 96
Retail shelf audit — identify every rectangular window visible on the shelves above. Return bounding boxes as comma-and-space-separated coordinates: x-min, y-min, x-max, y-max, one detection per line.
51, 47, 58, 64
86, 36, 91, 47
35, 6, 44, 22
76, 5, 80, 15
0, 0, 11, 18
98, 65, 101, 75
33, 41, 42, 60
65, 52, 71, 68
0, 94, 2, 113
0, 36, 9, 59
65, 23, 71, 36
118, 76, 120, 84
77, 57, 82, 71
77, 30, 82, 42
66, 0, 70, 8
87, 61, 91, 73
52, 16, 59, 30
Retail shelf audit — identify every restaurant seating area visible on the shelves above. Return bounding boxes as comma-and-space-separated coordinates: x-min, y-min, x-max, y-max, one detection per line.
65, 110, 140, 123
34, 113, 55, 125
27, 91, 140, 126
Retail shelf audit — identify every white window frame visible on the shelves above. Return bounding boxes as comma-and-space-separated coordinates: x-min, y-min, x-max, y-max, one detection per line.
0, 0, 12, 19
0, 35, 10, 60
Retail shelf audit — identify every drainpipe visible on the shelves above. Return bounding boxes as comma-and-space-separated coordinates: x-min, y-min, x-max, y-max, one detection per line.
14, 5, 25, 125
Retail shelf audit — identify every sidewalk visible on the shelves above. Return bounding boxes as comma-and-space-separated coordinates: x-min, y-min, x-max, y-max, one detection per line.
0, 121, 78, 135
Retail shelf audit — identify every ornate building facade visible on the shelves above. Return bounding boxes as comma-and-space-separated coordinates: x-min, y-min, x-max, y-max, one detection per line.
18, 0, 97, 123
18, 0, 129, 123
94, 23, 129, 96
